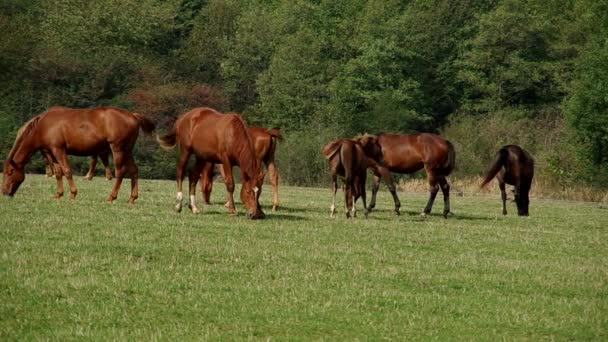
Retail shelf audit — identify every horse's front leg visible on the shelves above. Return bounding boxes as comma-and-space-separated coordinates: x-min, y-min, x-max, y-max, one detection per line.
221, 161, 237, 215
51, 148, 77, 199
422, 175, 439, 217
188, 158, 205, 214
52, 162, 64, 199
199, 162, 214, 205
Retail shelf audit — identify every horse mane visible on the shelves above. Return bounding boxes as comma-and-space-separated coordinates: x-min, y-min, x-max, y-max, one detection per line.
226, 113, 259, 179
8, 115, 42, 161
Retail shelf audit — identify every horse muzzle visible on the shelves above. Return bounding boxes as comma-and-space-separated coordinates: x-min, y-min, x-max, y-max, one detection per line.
247, 210, 266, 220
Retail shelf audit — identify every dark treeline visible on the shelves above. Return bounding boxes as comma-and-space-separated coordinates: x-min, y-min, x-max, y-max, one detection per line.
1, 0, 607, 187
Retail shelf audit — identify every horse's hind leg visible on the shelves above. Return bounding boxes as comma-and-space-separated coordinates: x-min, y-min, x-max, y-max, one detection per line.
422, 174, 439, 217
199, 162, 214, 205
188, 158, 205, 214
84, 156, 98, 180
439, 177, 451, 218
125, 154, 138, 204
173, 148, 191, 212
107, 150, 126, 203
267, 158, 279, 212
220, 160, 237, 215
499, 181, 507, 215
52, 162, 64, 199
330, 174, 338, 218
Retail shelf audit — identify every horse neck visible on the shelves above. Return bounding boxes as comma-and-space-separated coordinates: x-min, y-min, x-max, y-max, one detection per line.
8, 120, 40, 167
229, 119, 260, 181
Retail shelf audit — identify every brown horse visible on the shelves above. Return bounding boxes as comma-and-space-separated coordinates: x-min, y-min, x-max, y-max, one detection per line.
200, 126, 282, 211
2, 106, 155, 203
322, 138, 383, 218
354, 133, 456, 218
481, 145, 534, 216
157, 107, 265, 219
43, 152, 113, 180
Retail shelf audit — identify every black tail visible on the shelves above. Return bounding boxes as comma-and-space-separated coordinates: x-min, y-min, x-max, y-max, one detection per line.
481, 148, 508, 188
444, 140, 456, 172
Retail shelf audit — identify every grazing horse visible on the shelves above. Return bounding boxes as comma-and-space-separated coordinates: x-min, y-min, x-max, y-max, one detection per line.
322, 138, 381, 218
354, 133, 456, 218
2, 106, 155, 203
481, 145, 534, 216
157, 107, 265, 219
199, 126, 283, 211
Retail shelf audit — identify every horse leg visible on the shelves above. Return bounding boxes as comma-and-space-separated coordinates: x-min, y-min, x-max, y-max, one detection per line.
368, 174, 381, 211
360, 178, 369, 219
85, 156, 97, 180
199, 162, 214, 205
439, 177, 451, 218
267, 159, 279, 212
125, 154, 138, 204
219, 165, 232, 208
188, 158, 206, 214
174, 148, 191, 212
221, 161, 237, 215
100, 153, 113, 180
107, 150, 127, 203
51, 148, 78, 199
499, 181, 507, 215
52, 162, 64, 199
330, 174, 338, 218
345, 181, 353, 219
422, 174, 439, 217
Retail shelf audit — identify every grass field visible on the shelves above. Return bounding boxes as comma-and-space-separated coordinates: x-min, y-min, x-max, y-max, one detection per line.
1, 174, 607, 340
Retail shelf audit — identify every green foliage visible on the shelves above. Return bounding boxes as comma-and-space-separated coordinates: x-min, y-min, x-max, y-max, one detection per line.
0, 0, 607, 188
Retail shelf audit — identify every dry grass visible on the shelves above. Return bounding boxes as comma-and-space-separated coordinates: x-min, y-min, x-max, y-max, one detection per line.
398, 176, 608, 203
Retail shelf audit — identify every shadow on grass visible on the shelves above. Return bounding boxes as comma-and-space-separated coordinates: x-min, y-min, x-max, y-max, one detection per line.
262, 213, 308, 221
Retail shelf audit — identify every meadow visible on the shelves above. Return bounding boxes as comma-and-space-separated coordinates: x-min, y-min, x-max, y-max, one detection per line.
1, 174, 606, 340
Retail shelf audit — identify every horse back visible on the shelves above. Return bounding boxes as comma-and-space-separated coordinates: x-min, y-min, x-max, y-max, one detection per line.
38, 107, 140, 152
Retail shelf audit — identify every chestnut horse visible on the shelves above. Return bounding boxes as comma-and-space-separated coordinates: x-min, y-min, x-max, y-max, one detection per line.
157, 107, 265, 219
481, 145, 534, 216
2, 106, 155, 203
354, 133, 456, 218
199, 126, 282, 211
322, 139, 371, 218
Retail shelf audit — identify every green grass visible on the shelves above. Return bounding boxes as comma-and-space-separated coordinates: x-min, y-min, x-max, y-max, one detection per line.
1, 174, 607, 340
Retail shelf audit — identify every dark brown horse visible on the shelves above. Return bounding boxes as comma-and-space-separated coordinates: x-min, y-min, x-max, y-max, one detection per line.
354, 133, 456, 218
43, 152, 113, 180
322, 138, 382, 218
2, 106, 155, 203
199, 126, 283, 212
481, 145, 534, 216
157, 107, 265, 219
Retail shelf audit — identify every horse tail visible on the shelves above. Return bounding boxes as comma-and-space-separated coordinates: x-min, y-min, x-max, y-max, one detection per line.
322, 140, 342, 160
133, 113, 155, 135
480, 147, 508, 188
444, 140, 456, 172
267, 127, 284, 141
157, 124, 177, 150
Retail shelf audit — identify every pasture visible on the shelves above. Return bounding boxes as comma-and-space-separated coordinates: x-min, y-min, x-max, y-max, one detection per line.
1, 174, 606, 340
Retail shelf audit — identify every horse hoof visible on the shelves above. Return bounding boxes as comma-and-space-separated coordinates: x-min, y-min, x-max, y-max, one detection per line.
272, 205, 278, 212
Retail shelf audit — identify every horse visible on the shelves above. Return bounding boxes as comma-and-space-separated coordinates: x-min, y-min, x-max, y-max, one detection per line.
199, 126, 283, 211
2, 106, 155, 203
322, 138, 383, 218
43, 152, 113, 180
157, 107, 265, 219
354, 133, 456, 218
480, 145, 534, 216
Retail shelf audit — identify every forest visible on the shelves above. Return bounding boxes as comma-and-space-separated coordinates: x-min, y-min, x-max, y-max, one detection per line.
1, 0, 607, 189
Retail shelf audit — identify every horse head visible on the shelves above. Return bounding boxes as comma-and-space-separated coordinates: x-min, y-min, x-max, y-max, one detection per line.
240, 170, 266, 219
354, 134, 383, 163
2, 159, 25, 196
